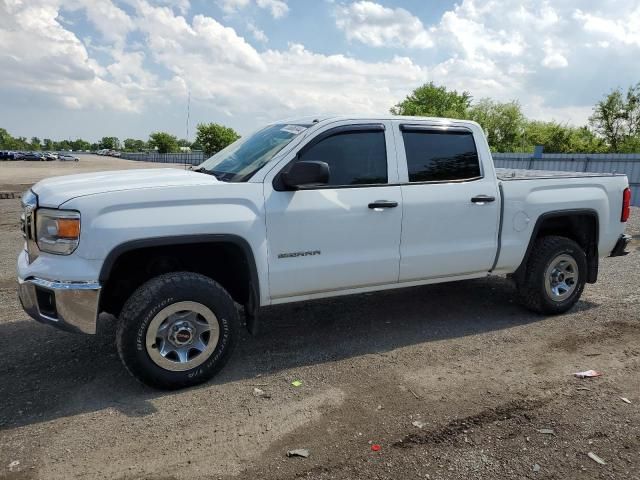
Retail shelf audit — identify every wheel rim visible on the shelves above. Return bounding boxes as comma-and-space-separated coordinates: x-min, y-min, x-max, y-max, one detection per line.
544, 254, 579, 302
145, 301, 220, 372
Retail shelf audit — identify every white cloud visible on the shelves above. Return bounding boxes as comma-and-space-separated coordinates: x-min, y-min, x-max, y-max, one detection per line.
256, 0, 288, 19
524, 95, 594, 125
128, 1, 426, 120
217, 0, 250, 14
65, 0, 135, 46
0, 0, 137, 111
3, 0, 640, 138
573, 7, 640, 47
216, 0, 287, 18
541, 39, 568, 69
247, 22, 268, 43
133, 0, 266, 73
335, 1, 432, 48
154, 0, 191, 15
423, 0, 640, 124
437, 1, 526, 58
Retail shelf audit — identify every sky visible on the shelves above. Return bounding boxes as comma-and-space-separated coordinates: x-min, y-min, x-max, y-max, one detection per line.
1, 0, 639, 142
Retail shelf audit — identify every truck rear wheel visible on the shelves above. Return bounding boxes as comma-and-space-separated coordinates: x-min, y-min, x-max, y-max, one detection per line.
516, 235, 587, 315
116, 272, 239, 389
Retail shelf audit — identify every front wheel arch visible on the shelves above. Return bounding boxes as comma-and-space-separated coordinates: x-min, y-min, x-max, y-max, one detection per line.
98, 235, 260, 324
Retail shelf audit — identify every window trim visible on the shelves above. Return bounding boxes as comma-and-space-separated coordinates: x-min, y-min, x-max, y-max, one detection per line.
273, 124, 389, 191
399, 124, 484, 184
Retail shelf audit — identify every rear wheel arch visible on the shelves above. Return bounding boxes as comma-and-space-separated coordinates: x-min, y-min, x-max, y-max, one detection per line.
98, 234, 260, 323
514, 209, 599, 284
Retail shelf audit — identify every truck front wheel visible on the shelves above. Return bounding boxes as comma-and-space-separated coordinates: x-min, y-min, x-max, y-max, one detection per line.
516, 235, 587, 315
116, 272, 239, 389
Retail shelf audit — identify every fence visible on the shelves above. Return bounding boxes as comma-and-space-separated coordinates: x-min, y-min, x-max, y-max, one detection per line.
493, 152, 640, 206
119, 150, 640, 206
119, 151, 205, 166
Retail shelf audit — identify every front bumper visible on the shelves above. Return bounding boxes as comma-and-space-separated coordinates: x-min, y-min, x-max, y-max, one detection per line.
610, 234, 632, 257
18, 277, 101, 334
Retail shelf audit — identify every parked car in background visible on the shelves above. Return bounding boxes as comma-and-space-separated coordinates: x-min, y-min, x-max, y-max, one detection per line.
21, 152, 45, 161
43, 152, 58, 160
58, 154, 79, 162
1, 151, 23, 160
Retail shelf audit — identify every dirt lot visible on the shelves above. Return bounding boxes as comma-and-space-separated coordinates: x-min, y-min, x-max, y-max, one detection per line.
0, 155, 187, 193
0, 158, 638, 480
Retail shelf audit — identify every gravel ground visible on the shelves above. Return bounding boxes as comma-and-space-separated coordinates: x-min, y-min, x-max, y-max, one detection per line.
0, 161, 638, 480
0, 155, 187, 193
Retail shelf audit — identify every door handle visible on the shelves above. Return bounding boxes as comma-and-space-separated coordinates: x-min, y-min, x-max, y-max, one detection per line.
368, 200, 398, 209
471, 195, 495, 204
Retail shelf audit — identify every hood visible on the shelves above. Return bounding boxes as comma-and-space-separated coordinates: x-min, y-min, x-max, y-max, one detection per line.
32, 168, 219, 207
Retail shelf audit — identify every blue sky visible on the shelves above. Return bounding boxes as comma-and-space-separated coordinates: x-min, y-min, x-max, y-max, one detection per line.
1, 0, 639, 142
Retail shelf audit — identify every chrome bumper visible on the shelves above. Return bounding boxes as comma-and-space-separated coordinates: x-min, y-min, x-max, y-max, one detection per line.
17, 277, 101, 334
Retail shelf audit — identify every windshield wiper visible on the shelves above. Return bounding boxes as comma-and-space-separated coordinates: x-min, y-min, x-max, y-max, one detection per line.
192, 167, 226, 181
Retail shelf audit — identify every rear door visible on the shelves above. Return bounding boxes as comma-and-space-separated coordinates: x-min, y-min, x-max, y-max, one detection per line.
263, 121, 402, 299
394, 122, 500, 281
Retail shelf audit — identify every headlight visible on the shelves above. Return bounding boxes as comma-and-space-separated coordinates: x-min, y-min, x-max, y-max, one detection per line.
35, 208, 81, 255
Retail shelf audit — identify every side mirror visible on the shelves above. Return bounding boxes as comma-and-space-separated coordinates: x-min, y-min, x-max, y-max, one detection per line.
281, 161, 330, 190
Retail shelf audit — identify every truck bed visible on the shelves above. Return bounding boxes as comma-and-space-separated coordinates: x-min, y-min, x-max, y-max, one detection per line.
496, 168, 626, 181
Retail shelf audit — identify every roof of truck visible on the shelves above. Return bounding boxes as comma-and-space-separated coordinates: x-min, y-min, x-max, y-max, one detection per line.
276, 115, 480, 127
496, 168, 626, 181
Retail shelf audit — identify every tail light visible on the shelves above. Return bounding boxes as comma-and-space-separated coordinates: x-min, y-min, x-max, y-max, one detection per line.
621, 187, 631, 222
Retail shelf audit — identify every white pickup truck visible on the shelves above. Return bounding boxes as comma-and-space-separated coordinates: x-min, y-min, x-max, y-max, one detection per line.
17, 116, 632, 389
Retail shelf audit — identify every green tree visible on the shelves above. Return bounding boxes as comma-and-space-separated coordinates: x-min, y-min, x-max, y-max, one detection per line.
390, 82, 472, 118
70, 139, 91, 151
43, 138, 54, 150
513, 122, 606, 154
123, 138, 147, 151
195, 123, 240, 157
177, 138, 191, 148
30, 137, 41, 150
56, 140, 72, 151
12, 136, 30, 150
468, 99, 526, 152
99, 136, 120, 150
0, 128, 12, 148
148, 132, 179, 153
589, 83, 640, 152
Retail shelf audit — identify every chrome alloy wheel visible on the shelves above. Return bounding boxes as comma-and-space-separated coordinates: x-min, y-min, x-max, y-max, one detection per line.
544, 254, 579, 302
145, 301, 220, 372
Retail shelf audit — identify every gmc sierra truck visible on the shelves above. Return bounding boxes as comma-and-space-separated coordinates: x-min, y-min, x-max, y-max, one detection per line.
17, 116, 632, 389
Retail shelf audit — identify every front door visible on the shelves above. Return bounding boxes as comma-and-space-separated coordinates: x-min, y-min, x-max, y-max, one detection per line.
264, 122, 402, 300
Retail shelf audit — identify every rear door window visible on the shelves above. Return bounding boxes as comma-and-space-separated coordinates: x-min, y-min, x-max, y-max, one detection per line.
401, 129, 481, 182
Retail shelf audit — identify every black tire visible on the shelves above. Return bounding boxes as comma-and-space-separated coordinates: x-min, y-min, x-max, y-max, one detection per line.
516, 235, 587, 315
116, 272, 239, 389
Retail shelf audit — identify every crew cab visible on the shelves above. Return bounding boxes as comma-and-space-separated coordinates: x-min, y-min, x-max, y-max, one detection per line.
17, 116, 632, 389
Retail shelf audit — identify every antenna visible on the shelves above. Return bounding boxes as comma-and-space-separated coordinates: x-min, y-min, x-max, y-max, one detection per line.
185, 89, 191, 170
186, 89, 191, 141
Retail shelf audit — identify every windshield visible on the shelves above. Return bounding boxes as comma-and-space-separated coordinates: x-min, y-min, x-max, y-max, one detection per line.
195, 123, 310, 181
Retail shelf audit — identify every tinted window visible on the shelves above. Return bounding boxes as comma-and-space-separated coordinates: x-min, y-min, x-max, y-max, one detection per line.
297, 130, 387, 186
402, 130, 481, 182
